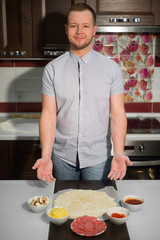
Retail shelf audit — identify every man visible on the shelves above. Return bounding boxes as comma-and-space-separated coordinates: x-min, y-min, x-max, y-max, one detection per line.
32, 3, 132, 182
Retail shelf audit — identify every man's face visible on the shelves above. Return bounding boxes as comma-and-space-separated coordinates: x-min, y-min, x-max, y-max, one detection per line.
65, 10, 97, 52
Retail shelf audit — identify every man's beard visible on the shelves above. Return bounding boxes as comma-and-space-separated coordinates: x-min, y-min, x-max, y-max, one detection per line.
70, 37, 93, 50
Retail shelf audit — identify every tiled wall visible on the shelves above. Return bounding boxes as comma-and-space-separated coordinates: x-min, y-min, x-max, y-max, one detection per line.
0, 33, 160, 113
0, 60, 49, 112
92, 32, 160, 112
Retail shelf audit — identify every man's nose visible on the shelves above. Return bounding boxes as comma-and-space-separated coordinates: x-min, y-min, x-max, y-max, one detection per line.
76, 26, 82, 33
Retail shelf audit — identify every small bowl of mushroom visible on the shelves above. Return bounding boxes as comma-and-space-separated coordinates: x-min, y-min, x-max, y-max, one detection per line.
28, 196, 50, 213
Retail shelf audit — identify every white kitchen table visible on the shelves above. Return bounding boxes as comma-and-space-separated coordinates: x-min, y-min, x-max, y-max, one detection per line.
117, 180, 160, 240
0, 180, 54, 240
0, 180, 160, 240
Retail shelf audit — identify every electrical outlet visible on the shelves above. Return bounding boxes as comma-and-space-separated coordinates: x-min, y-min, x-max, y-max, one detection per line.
15, 92, 24, 102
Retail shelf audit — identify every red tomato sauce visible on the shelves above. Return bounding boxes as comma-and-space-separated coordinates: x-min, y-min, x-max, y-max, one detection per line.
125, 198, 143, 205
111, 213, 126, 218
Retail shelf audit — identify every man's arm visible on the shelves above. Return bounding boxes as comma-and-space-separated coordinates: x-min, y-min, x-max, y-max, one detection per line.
40, 94, 57, 159
108, 93, 132, 180
110, 93, 127, 155
32, 94, 57, 182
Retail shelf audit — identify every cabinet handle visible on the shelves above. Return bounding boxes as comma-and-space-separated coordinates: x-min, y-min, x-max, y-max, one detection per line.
0, 51, 26, 56
32, 143, 41, 149
109, 18, 141, 23
44, 50, 65, 56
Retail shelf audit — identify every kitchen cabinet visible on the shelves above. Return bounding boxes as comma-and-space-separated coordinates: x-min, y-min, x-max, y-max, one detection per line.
32, 0, 71, 58
0, 140, 41, 180
0, 141, 9, 179
87, 0, 160, 26
9, 140, 41, 180
0, 0, 32, 58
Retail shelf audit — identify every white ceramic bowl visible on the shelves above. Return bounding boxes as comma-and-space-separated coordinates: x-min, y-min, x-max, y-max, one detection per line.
47, 207, 70, 225
28, 196, 50, 213
122, 194, 144, 212
106, 206, 130, 225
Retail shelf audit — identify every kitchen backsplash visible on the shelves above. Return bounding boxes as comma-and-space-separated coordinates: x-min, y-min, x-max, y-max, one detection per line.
0, 33, 160, 113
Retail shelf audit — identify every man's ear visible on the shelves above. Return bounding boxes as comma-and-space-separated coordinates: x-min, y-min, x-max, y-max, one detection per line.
65, 24, 68, 35
93, 25, 97, 37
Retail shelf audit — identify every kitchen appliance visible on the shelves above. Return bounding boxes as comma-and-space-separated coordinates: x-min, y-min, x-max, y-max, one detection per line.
124, 115, 160, 179
97, 26, 160, 33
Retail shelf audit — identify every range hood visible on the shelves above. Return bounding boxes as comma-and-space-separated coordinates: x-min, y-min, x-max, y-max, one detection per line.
97, 26, 160, 33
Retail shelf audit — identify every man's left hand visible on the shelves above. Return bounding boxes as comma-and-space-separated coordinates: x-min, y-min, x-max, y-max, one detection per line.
108, 154, 133, 180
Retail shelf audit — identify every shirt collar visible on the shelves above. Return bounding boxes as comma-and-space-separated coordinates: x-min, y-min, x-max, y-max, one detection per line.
70, 49, 93, 64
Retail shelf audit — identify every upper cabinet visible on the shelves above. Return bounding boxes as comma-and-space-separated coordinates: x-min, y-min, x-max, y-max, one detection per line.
0, 0, 80, 58
0, 0, 32, 58
87, 0, 160, 26
32, 0, 72, 58
0, 0, 160, 58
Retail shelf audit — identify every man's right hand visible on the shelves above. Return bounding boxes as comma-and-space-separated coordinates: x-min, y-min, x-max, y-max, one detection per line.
32, 158, 56, 183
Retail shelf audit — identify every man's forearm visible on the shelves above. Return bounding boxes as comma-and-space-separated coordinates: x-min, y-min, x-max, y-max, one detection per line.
39, 112, 56, 159
111, 113, 127, 155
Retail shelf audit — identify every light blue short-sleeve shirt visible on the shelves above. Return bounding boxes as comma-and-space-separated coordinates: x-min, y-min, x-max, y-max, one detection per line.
42, 49, 124, 168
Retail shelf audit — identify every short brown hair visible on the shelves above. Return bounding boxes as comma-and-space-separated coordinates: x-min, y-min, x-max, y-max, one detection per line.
66, 3, 96, 26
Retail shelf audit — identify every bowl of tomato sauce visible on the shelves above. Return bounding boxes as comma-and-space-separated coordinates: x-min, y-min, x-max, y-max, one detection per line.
122, 194, 144, 212
106, 206, 130, 225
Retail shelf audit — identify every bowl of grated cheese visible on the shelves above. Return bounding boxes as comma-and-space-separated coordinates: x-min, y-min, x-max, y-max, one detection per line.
47, 207, 70, 225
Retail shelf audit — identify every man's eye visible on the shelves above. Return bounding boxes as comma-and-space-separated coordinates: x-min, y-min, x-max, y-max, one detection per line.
84, 25, 89, 28
71, 25, 76, 28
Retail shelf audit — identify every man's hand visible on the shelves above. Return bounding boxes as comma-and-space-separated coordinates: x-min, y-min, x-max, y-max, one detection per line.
32, 158, 56, 183
108, 154, 132, 180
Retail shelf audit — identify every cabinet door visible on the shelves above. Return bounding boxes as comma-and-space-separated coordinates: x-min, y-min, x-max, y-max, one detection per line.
32, 0, 71, 58
9, 141, 41, 180
0, 0, 32, 58
87, 0, 160, 26
0, 141, 9, 179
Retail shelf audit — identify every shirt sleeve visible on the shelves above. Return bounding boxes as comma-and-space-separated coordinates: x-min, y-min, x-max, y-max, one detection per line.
41, 62, 56, 97
110, 61, 124, 95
